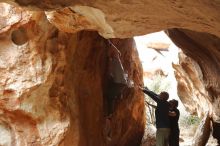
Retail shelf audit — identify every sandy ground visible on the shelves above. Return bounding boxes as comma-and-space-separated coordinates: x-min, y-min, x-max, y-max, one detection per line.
141, 124, 218, 146
179, 135, 217, 146
179, 125, 218, 146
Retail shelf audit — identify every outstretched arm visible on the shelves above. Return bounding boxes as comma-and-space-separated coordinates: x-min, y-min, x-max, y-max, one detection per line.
139, 86, 160, 103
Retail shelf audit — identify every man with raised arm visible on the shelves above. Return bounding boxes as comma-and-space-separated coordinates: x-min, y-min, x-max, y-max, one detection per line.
140, 87, 170, 146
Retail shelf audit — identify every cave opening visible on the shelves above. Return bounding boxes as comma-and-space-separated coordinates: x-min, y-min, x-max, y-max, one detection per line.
134, 31, 217, 146
0, 1, 220, 146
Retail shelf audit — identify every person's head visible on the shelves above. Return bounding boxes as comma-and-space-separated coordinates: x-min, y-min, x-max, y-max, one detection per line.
159, 91, 169, 101
172, 99, 178, 108
168, 100, 173, 106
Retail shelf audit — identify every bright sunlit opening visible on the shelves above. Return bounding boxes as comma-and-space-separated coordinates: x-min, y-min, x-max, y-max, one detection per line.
134, 31, 186, 113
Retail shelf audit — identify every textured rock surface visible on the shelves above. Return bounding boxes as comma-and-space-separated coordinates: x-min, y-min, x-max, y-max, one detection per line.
172, 52, 211, 116
167, 28, 220, 146
45, 6, 114, 38
0, 4, 70, 146
1, 0, 220, 145
168, 29, 220, 121
0, 3, 145, 146
104, 39, 145, 146
192, 112, 211, 146
62, 33, 145, 146
3, 0, 220, 38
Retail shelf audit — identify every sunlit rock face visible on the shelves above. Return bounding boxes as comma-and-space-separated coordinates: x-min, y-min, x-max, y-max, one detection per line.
172, 52, 211, 117
168, 29, 220, 121
45, 6, 114, 38
0, 3, 145, 146
0, 3, 69, 146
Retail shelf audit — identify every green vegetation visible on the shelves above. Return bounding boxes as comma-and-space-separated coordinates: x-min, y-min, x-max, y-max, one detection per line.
179, 114, 201, 127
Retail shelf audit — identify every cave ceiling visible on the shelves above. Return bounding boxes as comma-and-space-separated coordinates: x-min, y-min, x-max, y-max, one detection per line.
0, 0, 219, 38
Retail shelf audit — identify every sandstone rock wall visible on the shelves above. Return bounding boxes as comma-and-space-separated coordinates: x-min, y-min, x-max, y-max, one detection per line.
61, 31, 145, 146
0, 5, 70, 145
192, 112, 211, 146
2, 0, 220, 145
167, 29, 220, 121
0, 3, 145, 146
172, 52, 211, 116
